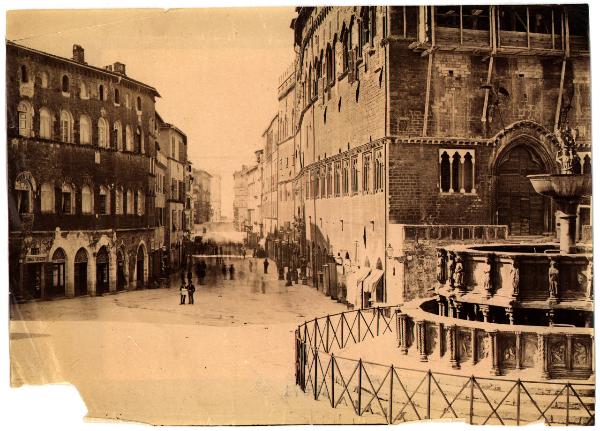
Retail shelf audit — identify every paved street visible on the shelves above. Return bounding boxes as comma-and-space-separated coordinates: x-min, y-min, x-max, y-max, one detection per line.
10, 259, 380, 425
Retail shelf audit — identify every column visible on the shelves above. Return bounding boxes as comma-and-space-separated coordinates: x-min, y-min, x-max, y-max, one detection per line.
459, 153, 466, 193
515, 332, 522, 370
536, 333, 549, 379
489, 330, 500, 376
565, 334, 573, 372
417, 321, 428, 362
449, 325, 460, 369
481, 305, 490, 323
437, 296, 445, 316
455, 301, 463, 319
505, 307, 514, 325
471, 328, 478, 365
438, 323, 445, 358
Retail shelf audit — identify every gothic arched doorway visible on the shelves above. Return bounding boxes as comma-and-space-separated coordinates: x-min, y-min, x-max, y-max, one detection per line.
116, 248, 126, 291
136, 245, 145, 289
96, 246, 109, 295
74, 248, 88, 296
495, 142, 552, 236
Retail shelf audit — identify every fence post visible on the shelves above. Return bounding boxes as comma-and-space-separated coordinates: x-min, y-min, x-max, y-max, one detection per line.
516, 379, 521, 426
426, 370, 432, 419
341, 313, 345, 349
469, 376, 475, 425
389, 365, 394, 424
565, 383, 570, 426
326, 315, 330, 353
358, 309, 362, 343
314, 321, 318, 400
330, 353, 335, 408
357, 359, 363, 415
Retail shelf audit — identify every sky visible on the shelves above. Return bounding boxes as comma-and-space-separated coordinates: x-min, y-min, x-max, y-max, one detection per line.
6, 7, 297, 218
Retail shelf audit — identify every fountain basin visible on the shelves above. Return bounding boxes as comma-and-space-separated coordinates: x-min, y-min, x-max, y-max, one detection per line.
528, 174, 592, 200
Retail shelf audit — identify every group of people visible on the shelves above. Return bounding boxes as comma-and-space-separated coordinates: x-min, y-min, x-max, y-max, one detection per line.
179, 280, 196, 305
221, 263, 236, 280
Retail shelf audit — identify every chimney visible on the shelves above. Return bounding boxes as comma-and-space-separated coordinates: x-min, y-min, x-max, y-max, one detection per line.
113, 62, 126, 75
72, 44, 85, 63
104, 65, 113, 72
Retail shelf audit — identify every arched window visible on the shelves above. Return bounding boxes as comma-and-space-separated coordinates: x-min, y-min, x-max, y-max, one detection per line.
135, 127, 142, 153
463, 152, 474, 193
61, 75, 69, 93
326, 44, 334, 84
40, 182, 55, 213
81, 184, 93, 214
15, 174, 34, 214
39, 107, 52, 139
17, 100, 33, 137
126, 189, 134, 214
125, 125, 133, 151
99, 185, 110, 215
40, 71, 49, 89
341, 23, 349, 71
451, 152, 461, 192
137, 190, 144, 215
60, 110, 74, 143
136, 96, 142, 111
115, 187, 123, 215
51, 248, 66, 296
440, 151, 451, 192
79, 81, 88, 99
98, 118, 109, 148
98, 84, 105, 101
79, 115, 91, 145
21, 65, 29, 83
113, 121, 123, 150
61, 183, 74, 214
114, 88, 120, 105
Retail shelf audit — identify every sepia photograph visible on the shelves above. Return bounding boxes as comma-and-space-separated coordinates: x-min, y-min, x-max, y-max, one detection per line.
3, 1, 596, 427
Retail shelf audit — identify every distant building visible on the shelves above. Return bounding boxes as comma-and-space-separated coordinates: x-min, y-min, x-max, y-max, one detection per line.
191, 168, 212, 224
232, 166, 249, 232
210, 173, 222, 222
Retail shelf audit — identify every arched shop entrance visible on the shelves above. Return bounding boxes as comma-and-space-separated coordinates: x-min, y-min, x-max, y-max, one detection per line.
74, 248, 88, 296
136, 245, 145, 289
116, 248, 126, 291
495, 142, 552, 236
96, 246, 109, 295
47, 248, 66, 298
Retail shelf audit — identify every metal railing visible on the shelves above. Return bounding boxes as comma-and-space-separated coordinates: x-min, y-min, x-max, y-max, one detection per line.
294, 307, 595, 426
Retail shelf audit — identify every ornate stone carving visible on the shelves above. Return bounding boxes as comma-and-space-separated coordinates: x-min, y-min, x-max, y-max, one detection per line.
436, 249, 447, 285
586, 260, 593, 301
481, 254, 493, 297
447, 251, 456, 289
509, 257, 520, 299
573, 340, 589, 367
548, 258, 559, 303
453, 255, 465, 291
549, 341, 566, 365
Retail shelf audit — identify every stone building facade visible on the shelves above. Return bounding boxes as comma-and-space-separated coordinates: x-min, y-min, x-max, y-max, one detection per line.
7, 41, 160, 300
290, 5, 590, 307
157, 117, 190, 271
191, 168, 212, 225
232, 5, 590, 308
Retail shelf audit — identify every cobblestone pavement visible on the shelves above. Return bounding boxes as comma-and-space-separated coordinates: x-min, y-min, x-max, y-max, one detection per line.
9, 258, 384, 425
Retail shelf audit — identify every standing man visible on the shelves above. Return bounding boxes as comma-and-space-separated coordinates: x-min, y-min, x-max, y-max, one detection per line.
187, 281, 195, 305
263, 258, 269, 274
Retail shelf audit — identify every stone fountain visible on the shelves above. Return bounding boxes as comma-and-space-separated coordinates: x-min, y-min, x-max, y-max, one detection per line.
396, 126, 594, 380
529, 126, 592, 254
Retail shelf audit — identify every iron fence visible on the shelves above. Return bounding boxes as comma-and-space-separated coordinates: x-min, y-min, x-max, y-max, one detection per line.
294, 307, 595, 426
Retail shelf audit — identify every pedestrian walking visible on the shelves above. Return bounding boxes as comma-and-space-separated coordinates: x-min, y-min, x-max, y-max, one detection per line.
199, 260, 207, 284
179, 282, 188, 305
249, 259, 253, 272
229, 264, 235, 280
187, 268, 193, 284
222, 263, 228, 279
263, 258, 269, 274
187, 282, 195, 305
